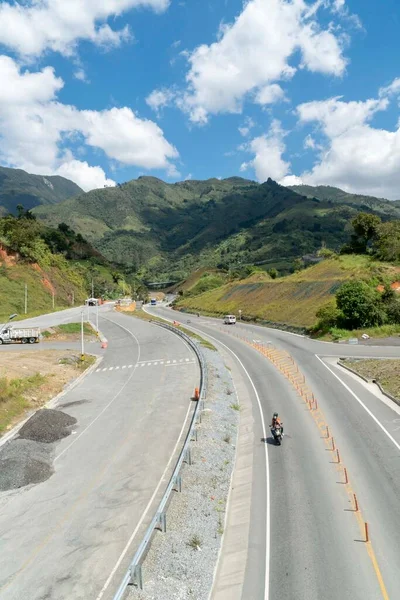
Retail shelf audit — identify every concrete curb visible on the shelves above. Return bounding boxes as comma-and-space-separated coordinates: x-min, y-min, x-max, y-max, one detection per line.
338, 359, 400, 407
0, 354, 103, 449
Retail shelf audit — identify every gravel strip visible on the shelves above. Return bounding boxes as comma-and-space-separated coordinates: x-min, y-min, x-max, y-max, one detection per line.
129, 346, 239, 600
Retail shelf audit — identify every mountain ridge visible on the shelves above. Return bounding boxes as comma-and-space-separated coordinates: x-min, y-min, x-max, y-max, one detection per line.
0, 166, 83, 216
34, 176, 400, 279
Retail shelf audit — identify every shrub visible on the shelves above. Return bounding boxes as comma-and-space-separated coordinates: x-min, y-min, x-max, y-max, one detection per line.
314, 302, 343, 332
336, 280, 385, 329
386, 301, 400, 324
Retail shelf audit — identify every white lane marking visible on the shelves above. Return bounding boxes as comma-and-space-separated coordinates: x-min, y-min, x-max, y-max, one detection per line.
95, 391, 194, 600
54, 323, 141, 463
315, 355, 400, 453
137, 358, 166, 364
177, 324, 271, 600
102, 368, 107, 372
122, 365, 126, 369
166, 361, 195, 367
115, 366, 120, 370
185, 358, 189, 362
141, 364, 145, 367
128, 365, 133, 368
173, 359, 177, 363
95, 368, 101, 372
109, 367, 114, 371
167, 360, 171, 364
147, 363, 152, 366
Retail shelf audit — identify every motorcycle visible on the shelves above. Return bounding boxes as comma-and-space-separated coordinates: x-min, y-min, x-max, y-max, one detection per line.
271, 424, 283, 445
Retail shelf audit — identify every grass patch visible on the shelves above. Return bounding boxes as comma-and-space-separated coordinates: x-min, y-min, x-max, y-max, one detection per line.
0, 373, 47, 434
187, 534, 202, 550
223, 433, 231, 444
43, 322, 96, 339
321, 324, 400, 342
342, 358, 400, 400
230, 402, 241, 411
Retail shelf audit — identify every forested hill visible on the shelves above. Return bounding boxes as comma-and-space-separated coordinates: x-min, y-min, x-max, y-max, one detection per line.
34, 176, 400, 279
0, 166, 83, 216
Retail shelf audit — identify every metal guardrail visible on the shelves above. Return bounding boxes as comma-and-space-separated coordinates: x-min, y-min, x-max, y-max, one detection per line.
112, 321, 207, 599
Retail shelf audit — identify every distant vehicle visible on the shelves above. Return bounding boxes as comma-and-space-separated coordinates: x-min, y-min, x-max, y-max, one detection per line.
0, 327, 41, 344
150, 298, 157, 306
85, 298, 98, 306
224, 315, 236, 325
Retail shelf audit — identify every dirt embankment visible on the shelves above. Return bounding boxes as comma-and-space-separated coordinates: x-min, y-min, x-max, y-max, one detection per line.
0, 349, 95, 436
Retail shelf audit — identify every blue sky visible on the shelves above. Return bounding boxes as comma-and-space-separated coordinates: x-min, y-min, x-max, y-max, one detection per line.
0, 0, 400, 198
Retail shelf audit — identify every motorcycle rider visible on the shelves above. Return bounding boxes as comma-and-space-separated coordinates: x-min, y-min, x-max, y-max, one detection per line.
270, 412, 283, 437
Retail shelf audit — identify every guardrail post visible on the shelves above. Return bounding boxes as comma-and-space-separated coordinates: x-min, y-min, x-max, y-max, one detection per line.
173, 474, 182, 492
191, 428, 198, 442
132, 565, 143, 590
157, 511, 167, 532
184, 447, 192, 465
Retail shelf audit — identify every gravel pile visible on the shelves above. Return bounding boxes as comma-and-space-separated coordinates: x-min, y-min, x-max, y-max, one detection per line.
130, 346, 239, 600
0, 439, 54, 490
19, 409, 77, 443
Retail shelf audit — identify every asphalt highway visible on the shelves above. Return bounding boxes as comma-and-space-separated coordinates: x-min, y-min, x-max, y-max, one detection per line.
0, 306, 199, 600
150, 304, 400, 600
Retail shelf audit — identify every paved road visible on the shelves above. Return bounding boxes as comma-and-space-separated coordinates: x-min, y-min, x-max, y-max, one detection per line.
149, 304, 400, 600
0, 307, 200, 600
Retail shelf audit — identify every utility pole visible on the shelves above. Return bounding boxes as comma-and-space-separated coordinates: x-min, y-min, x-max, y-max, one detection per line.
52, 292, 55, 310
72, 291, 75, 307
24, 283, 28, 315
91, 279, 94, 298
96, 301, 99, 333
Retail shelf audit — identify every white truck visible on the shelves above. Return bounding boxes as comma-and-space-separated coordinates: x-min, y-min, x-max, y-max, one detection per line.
0, 327, 41, 344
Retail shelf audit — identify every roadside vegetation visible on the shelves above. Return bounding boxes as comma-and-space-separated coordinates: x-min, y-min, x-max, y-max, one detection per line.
0, 209, 147, 321
176, 213, 400, 339
341, 359, 400, 401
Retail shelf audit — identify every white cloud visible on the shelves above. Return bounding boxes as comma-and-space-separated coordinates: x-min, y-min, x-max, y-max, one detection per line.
255, 84, 285, 106
176, 0, 347, 123
0, 0, 169, 58
56, 159, 116, 191
304, 134, 316, 149
294, 81, 400, 199
238, 116, 255, 137
240, 120, 291, 182
0, 56, 179, 191
146, 88, 176, 115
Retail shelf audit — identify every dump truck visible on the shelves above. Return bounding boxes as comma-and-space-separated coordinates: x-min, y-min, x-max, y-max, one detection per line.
0, 327, 41, 344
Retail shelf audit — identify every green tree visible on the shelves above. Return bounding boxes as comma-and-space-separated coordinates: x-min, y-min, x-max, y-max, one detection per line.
268, 268, 278, 279
336, 280, 385, 328
347, 213, 382, 254
373, 221, 400, 262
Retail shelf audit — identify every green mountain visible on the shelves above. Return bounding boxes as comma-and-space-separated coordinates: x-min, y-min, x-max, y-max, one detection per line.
288, 185, 400, 217
34, 176, 400, 279
0, 166, 83, 216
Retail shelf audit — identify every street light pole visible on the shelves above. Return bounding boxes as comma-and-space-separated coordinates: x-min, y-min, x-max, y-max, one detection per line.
96, 301, 99, 333
81, 309, 85, 360
24, 284, 28, 314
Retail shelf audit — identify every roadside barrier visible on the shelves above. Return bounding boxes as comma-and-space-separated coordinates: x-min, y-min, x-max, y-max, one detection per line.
112, 322, 207, 598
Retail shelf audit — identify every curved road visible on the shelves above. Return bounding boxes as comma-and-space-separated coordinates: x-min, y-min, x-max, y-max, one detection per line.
0, 306, 199, 600
149, 304, 400, 600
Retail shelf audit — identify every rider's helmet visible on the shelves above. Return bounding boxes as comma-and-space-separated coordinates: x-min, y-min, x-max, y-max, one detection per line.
273, 412, 278, 418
